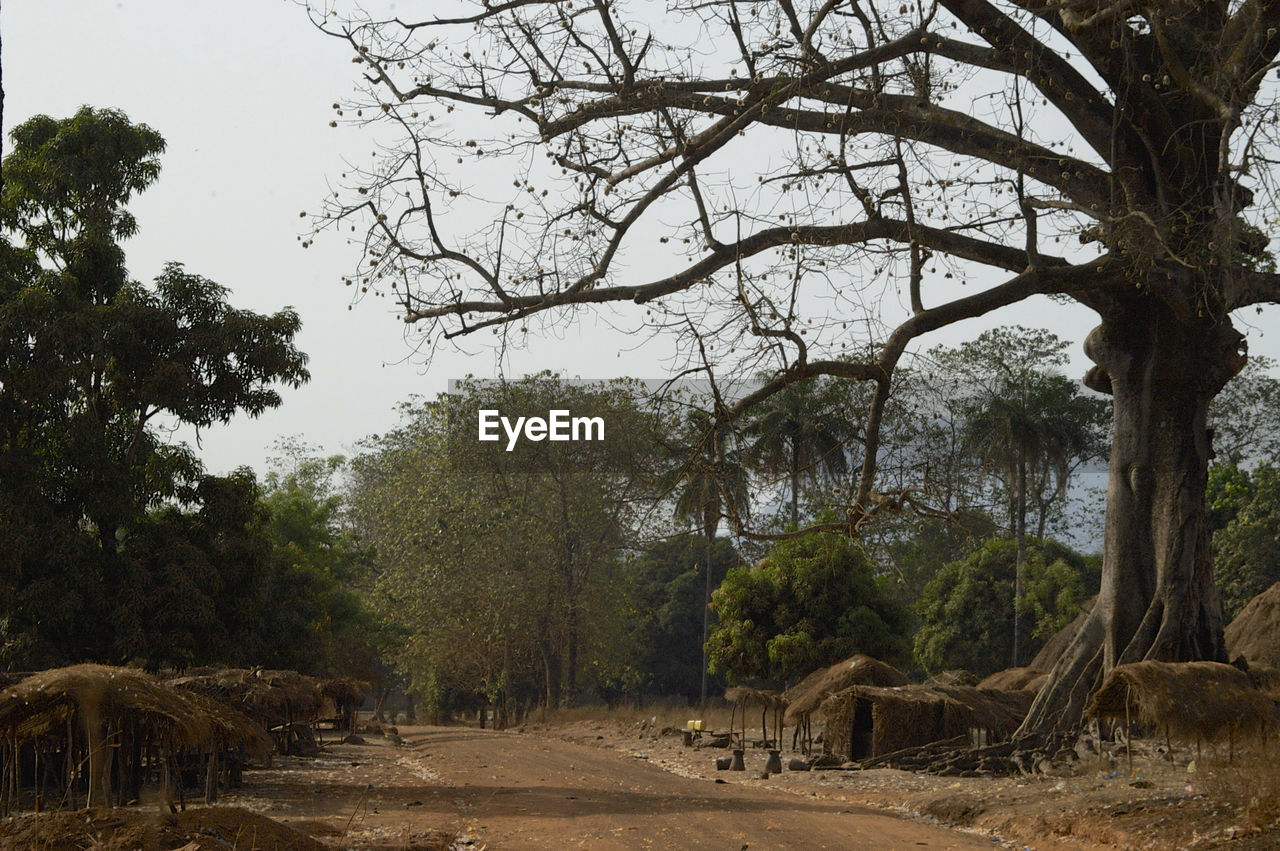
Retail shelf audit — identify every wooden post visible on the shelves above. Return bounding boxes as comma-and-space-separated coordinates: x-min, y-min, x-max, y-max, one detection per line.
204, 750, 218, 803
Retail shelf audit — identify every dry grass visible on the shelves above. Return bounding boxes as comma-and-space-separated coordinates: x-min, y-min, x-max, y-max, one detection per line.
782, 655, 908, 723
1226, 581, 1280, 669
976, 667, 1048, 693
1085, 660, 1275, 744
1200, 744, 1280, 834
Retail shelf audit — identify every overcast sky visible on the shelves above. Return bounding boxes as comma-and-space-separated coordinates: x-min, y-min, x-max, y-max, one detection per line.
5, 1, 1279, 478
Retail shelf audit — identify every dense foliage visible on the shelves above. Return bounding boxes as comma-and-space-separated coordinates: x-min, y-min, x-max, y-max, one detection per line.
348, 376, 665, 718
0, 107, 310, 668
1208, 462, 1280, 620
913, 537, 1100, 677
625, 534, 739, 701
707, 531, 911, 685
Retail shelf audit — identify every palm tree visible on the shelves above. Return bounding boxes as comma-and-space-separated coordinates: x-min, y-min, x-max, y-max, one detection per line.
661, 408, 750, 705
962, 372, 1101, 666
743, 378, 855, 527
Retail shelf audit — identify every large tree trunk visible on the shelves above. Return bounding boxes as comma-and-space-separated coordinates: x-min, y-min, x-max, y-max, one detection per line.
1019, 301, 1244, 737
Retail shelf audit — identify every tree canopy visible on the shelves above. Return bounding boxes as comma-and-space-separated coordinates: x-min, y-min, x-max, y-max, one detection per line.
348, 375, 664, 714
314, 1, 1280, 739
913, 536, 1099, 678
0, 107, 310, 667
707, 529, 911, 684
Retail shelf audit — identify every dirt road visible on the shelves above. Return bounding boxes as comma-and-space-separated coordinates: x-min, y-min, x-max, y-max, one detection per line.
374, 726, 991, 849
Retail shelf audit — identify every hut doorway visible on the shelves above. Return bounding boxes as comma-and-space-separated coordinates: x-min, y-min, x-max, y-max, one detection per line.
850, 699, 875, 760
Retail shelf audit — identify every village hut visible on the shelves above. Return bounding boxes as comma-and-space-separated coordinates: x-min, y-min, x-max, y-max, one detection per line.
170, 668, 324, 755
781, 656, 909, 752
723, 686, 786, 749
1084, 661, 1276, 755
820, 683, 1034, 762
1225, 582, 1280, 669
977, 667, 1049, 694
319, 677, 369, 732
1244, 663, 1280, 700
0, 664, 243, 810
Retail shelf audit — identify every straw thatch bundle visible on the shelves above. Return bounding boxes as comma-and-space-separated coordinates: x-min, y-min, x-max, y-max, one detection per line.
977, 667, 1049, 694
782, 655, 908, 724
723, 686, 786, 709
1226, 582, 1280, 669
0, 664, 215, 747
170, 668, 323, 726
1084, 660, 1277, 743
1245, 664, 1280, 701
320, 677, 368, 707
820, 684, 1034, 760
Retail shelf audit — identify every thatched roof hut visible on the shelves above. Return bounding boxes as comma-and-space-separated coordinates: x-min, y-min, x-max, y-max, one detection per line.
1226, 582, 1280, 669
320, 677, 368, 708
1084, 661, 1277, 743
977, 666, 1049, 694
723, 686, 785, 710
782, 655, 908, 724
0, 664, 271, 808
170, 668, 323, 727
820, 684, 1034, 761
0, 664, 215, 747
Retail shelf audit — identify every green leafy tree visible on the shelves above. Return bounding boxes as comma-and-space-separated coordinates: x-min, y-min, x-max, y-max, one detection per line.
929, 329, 1108, 666
707, 531, 910, 684
626, 534, 739, 701
913, 537, 1100, 678
349, 376, 662, 718
1208, 462, 1280, 619
0, 107, 308, 665
258, 447, 382, 679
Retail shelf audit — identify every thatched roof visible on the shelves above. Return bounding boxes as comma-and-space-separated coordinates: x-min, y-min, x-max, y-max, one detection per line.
1226, 582, 1280, 669
977, 667, 1048, 693
1245, 664, 1280, 701
782, 655, 908, 723
180, 690, 274, 759
169, 668, 323, 725
820, 683, 1034, 759
1084, 661, 1277, 743
1029, 601, 1094, 672
320, 677, 369, 706
0, 664, 217, 747
723, 686, 785, 709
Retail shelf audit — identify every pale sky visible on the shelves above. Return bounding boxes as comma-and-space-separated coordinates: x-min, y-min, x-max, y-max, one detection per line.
5, 1, 1278, 478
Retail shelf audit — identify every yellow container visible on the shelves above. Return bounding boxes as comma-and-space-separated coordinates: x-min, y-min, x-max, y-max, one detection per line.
686, 719, 705, 731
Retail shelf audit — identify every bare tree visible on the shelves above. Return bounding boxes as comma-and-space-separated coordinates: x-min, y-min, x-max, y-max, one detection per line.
310, 1, 1280, 740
